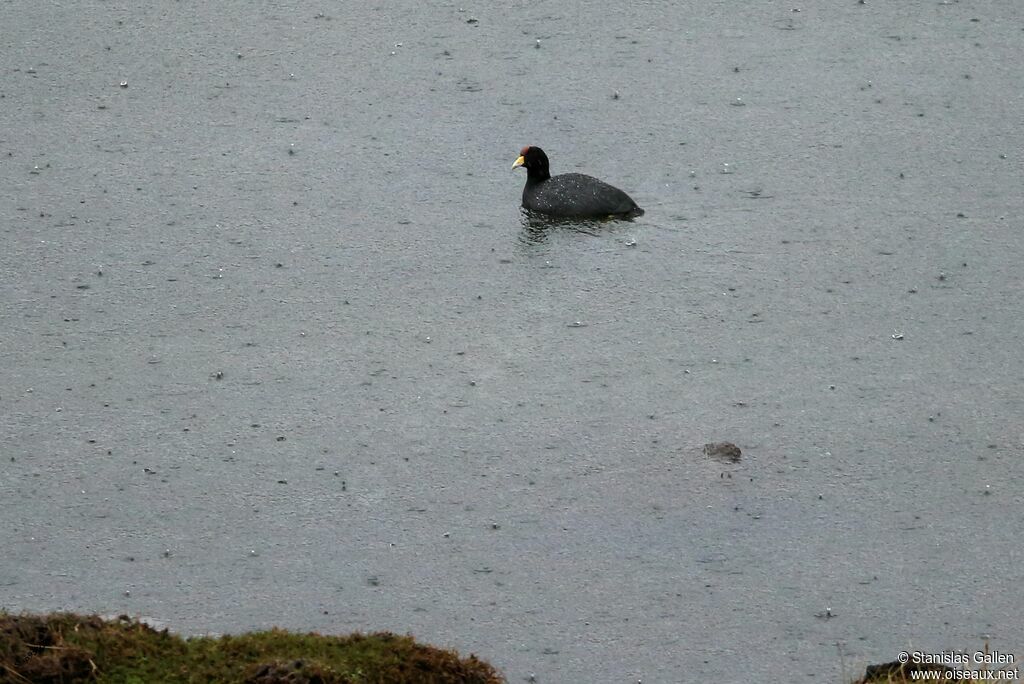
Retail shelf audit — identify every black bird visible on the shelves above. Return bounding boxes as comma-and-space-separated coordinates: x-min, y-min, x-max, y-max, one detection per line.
512, 145, 644, 219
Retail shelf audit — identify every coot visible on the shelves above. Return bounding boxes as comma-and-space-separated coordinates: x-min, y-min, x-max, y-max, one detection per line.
512, 145, 644, 219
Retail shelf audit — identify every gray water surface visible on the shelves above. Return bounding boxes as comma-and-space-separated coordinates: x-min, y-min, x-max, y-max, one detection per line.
2, 2, 1023, 682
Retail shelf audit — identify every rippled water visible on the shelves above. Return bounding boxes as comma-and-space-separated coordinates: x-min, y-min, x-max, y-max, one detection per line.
2, 2, 1022, 681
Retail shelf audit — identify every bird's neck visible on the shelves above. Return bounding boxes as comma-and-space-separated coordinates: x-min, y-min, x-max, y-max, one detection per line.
527, 168, 551, 183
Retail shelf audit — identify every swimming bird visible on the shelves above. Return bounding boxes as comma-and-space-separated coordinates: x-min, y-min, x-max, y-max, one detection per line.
512, 145, 643, 219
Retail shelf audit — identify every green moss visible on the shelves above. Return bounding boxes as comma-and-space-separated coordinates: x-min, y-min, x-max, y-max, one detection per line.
0, 612, 504, 683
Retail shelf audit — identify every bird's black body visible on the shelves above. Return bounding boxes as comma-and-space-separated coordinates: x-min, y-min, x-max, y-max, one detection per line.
513, 146, 644, 219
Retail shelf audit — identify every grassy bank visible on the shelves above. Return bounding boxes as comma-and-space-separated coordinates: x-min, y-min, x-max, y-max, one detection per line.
0, 612, 504, 683
1, 612, 1005, 683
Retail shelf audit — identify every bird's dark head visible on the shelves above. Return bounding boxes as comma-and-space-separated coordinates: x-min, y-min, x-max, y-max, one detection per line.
511, 145, 551, 180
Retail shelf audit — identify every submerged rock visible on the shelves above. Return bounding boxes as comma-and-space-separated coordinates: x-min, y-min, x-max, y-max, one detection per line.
704, 442, 742, 463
